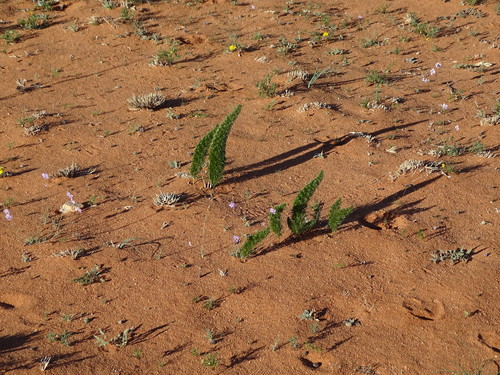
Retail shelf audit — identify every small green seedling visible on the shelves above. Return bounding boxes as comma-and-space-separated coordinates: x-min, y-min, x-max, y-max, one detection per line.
1, 30, 21, 43
72, 265, 104, 285
201, 353, 219, 369
256, 73, 278, 98
202, 298, 220, 311
108, 237, 141, 250
46, 330, 72, 346
365, 70, 389, 85
430, 248, 473, 264
307, 68, 330, 88
150, 39, 180, 66
18, 13, 48, 29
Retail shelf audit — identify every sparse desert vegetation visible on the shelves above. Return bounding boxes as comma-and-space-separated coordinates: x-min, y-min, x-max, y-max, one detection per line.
0, 0, 498, 374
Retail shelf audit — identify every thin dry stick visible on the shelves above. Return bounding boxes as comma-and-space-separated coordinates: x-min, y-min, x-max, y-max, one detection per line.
199, 202, 212, 258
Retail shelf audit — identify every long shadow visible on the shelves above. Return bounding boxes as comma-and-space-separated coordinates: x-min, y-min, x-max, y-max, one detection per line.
308, 320, 343, 343
0, 331, 41, 371
289, 76, 364, 93
109, 237, 176, 260
349, 175, 442, 228
0, 60, 142, 101
131, 323, 171, 345
456, 163, 484, 174
326, 336, 352, 352
0, 332, 40, 354
369, 119, 428, 137
356, 198, 434, 230
47, 352, 96, 370
226, 139, 329, 175
177, 51, 217, 65
163, 342, 191, 357
8, 168, 37, 177
223, 136, 351, 185
255, 175, 441, 258
223, 119, 428, 185
0, 266, 31, 278
222, 346, 265, 371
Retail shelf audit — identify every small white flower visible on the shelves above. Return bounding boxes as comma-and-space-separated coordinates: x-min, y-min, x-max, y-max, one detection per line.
429, 68, 436, 76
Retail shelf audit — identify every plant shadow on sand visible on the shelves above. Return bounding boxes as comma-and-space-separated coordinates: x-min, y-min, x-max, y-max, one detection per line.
223, 119, 428, 185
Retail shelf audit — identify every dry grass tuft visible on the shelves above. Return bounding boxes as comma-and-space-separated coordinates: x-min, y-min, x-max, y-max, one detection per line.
127, 92, 166, 111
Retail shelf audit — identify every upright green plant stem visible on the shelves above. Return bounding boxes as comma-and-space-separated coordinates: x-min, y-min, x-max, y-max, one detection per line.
190, 127, 217, 178
287, 170, 324, 235
207, 105, 242, 187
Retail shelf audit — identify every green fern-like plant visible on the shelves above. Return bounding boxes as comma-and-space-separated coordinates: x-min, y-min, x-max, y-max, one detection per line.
235, 227, 270, 259
287, 170, 324, 236
231, 172, 351, 260
189, 105, 242, 187
208, 105, 242, 186
189, 127, 217, 178
269, 204, 286, 236
328, 198, 353, 232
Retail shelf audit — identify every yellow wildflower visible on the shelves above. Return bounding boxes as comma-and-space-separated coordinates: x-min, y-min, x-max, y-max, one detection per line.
228, 44, 237, 52
0, 167, 4, 176
322, 31, 329, 37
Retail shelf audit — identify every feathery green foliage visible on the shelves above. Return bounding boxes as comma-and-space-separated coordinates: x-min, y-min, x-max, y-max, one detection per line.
269, 204, 286, 236
189, 127, 217, 178
232, 172, 350, 260
189, 105, 242, 187
235, 227, 270, 259
287, 171, 324, 236
207, 105, 242, 186
328, 198, 353, 232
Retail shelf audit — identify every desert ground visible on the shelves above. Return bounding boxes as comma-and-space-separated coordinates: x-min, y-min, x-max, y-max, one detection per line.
0, 0, 499, 374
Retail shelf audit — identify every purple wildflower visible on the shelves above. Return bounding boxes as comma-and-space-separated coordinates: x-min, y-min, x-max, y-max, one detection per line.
232, 235, 240, 244
66, 191, 82, 213
3, 209, 12, 221
435, 62, 442, 69
429, 68, 436, 76
441, 103, 449, 111
228, 201, 236, 209
41, 173, 50, 179
421, 76, 429, 83
269, 207, 277, 214
66, 191, 75, 203
455, 125, 460, 131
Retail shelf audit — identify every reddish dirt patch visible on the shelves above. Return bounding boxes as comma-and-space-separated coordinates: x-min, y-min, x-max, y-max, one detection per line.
0, 0, 499, 374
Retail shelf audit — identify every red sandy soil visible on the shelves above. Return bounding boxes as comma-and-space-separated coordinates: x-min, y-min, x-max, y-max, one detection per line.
0, 0, 499, 374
